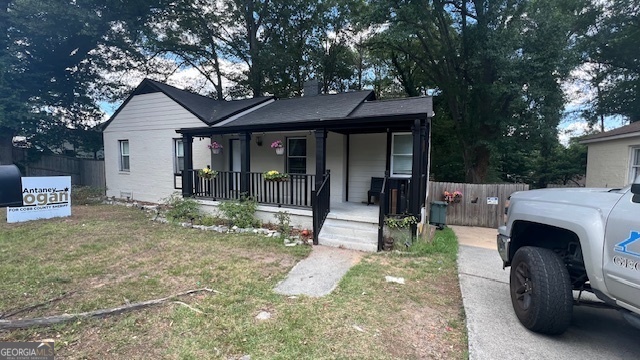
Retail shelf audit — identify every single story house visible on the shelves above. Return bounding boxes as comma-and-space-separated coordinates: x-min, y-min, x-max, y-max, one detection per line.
103, 79, 434, 252
581, 121, 640, 188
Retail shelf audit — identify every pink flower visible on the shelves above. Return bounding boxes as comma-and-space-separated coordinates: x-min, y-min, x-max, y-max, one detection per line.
208, 141, 223, 149
271, 140, 283, 149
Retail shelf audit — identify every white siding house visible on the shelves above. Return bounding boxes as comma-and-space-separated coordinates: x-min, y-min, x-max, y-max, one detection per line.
103, 92, 212, 202
103, 79, 434, 251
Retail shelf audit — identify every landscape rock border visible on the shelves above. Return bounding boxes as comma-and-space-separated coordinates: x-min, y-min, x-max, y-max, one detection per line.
102, 198, 312, 246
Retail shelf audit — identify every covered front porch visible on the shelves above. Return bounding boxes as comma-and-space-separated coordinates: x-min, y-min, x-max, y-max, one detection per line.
176, 94, 432, 251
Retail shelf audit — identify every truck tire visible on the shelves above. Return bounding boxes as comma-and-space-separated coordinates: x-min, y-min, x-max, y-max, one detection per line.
510, 246, 573, 335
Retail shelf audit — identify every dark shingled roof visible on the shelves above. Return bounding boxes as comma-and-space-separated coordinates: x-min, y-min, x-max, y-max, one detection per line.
219, 90, 375, 127
349, 97, 434, 118
140, 80, 272, 125
103, 79, 273, 130
580, 121, 640, 143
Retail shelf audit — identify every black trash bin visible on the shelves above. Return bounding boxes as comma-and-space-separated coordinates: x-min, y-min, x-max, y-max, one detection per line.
0, 165, 23, 207
429, 201, 448, 229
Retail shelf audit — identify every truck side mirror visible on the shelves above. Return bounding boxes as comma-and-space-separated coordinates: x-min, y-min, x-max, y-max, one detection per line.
0, 165, 23, 207
632, 183, 640, 195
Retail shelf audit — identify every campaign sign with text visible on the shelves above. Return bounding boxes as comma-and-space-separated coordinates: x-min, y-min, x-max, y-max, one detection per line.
7, 176, 71, 223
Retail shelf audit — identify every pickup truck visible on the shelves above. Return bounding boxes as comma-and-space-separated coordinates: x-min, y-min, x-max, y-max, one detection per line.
497, 183, 640, 335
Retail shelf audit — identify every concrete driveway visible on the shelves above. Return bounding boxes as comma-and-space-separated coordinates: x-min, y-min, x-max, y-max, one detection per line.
451, 225, 640, 360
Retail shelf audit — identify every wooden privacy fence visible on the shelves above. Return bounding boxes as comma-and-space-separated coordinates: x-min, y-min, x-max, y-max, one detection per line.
428, 182, 529, 229
12, 149, 105, 188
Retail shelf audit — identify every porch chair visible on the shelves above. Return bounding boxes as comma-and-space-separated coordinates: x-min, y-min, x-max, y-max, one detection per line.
367, 177, 385, 205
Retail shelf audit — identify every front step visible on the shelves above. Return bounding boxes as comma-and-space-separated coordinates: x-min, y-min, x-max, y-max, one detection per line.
318, 217, 378, 252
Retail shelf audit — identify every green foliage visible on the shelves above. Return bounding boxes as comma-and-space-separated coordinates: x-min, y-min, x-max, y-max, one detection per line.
198, 214, 224, 227
384, 215, 418, 229
383, 215, 418, 250
404, 228, 459, 261
364, 0, 592, 182
71, 186, 105, 205
582, 0, 640, 123
274, 211, 292, 239
162, 193, 202, 222
218, 197, 259, 228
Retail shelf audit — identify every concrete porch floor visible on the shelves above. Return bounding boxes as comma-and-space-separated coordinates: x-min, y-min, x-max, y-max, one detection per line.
327, 201, 379, 223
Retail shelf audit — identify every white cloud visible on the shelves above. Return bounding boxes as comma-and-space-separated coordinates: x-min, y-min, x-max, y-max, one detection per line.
558, 121, 590, 146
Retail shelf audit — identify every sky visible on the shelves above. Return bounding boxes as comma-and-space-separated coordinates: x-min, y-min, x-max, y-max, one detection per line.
98, 52, 628, 147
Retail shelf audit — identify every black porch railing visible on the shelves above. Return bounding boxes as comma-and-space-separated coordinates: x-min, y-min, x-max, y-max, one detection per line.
312, 171, 330, 245
378, 173, 417, 251
377, 174, 389, 251
249, 172, 315, 207
190, 170, 242, 199
185, 169, 315, 208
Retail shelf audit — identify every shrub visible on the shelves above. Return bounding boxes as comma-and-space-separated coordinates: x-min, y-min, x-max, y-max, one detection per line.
383, 215, 418, 250
274, 211, 291, 239
218, 196, 259, 228
163, 193, 202, 222
198, 214, 224, 226
71, 186, 105, 205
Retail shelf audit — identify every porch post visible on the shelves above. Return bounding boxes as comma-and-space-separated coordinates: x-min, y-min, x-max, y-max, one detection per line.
409, 119, 422, 218
420, 119, 429, 205
315, 129, 327, 188
240, 132, 251, 194
181, 134, 194, 197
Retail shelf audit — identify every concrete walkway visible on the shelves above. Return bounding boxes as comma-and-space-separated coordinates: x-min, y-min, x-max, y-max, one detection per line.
274, 246, 362, 297
452, 225, 640, 360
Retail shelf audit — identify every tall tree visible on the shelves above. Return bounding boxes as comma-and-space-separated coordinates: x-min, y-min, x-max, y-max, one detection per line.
364, 0, 592, 182
142, 0, 227, 100
0, 0, 170, 164
584, 0, 640, 123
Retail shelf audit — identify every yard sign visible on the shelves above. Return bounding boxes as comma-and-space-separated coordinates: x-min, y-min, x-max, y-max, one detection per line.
7, 176, 71, 223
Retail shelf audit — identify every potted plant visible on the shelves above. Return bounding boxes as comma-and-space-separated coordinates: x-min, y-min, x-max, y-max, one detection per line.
263, 170, 289, 182
271, 140, 284, 155
208, 141, 223, 154
198, 166, 218, 179
383, 215, 418, 250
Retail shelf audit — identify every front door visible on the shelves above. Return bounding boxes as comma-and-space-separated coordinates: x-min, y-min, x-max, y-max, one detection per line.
603, 188, 640, 307
230, 139, 241, 190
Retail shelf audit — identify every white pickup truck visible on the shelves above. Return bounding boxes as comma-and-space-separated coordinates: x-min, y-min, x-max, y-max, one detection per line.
497, 183, 640, 335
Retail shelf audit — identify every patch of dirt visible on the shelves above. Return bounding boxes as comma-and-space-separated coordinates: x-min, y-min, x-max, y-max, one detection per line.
380, 256, 467, 359
59, 306, 175, 359
387, 303, 465, 359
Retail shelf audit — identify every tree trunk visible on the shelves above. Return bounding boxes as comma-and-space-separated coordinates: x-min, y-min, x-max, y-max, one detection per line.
0, 127, 14, 165
463, 143, 491, 183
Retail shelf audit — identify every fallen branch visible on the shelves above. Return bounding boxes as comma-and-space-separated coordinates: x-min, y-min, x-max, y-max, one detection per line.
0, 292, 76, 320
0, 288, 214, 330
172, 301, 203, 314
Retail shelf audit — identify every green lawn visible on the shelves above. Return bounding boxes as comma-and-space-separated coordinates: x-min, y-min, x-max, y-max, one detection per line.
0, 205, 467, 359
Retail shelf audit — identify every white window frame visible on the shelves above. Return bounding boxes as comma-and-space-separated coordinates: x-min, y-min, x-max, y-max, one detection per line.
630, 146, 640, 184
174, 138, 184, 174
287, 137, 307, 174
119, 140, 130, 172
390, 132, 413, 177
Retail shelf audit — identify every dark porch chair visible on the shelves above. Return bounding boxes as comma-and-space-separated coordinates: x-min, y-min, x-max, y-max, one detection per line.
367, 177, 384, 205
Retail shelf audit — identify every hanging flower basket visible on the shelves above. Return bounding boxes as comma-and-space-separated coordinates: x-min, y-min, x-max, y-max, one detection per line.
208, 141, 223, 155
271, 140, 284, 155
444, 190, 462, 204
263, 170, 289, 182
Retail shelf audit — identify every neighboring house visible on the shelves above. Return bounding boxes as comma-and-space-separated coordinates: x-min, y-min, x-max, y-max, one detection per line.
103, 79, 433, 252
581, 121, 640, 188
